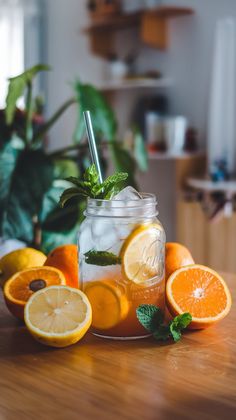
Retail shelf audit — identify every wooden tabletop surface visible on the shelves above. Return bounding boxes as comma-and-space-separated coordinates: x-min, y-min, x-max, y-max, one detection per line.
0, 272, 236, 420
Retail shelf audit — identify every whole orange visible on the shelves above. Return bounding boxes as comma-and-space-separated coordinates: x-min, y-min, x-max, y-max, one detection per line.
165, 242, 194, 280
45, 244, 79, 288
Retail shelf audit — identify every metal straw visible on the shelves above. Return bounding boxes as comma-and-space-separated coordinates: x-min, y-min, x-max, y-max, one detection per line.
83, 110, 103, 184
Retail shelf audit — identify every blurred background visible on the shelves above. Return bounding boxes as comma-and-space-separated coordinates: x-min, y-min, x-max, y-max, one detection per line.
1, 0, 236, 272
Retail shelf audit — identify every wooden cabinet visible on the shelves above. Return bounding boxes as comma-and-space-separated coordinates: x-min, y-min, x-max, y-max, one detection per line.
83, 6, 194, 57
177, 200, 236, 273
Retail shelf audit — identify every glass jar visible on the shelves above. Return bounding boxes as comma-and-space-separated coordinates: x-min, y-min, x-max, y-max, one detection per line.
78, 193, 165, 340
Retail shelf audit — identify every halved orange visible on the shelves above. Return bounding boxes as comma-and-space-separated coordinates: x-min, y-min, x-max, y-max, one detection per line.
3, 266, 66, 320
166, 264, 232, 329
120, 223, 162, 284
84, 279, 129, 330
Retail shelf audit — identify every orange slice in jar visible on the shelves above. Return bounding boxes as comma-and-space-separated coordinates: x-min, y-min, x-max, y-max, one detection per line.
120, 224, 162, 284
84, 280, 129, 330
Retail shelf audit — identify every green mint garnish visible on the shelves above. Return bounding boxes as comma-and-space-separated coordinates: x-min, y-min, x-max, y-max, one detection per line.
136, 305, 164, 333
84, 250, 121, 266
60, 164, 128, 207
169, 313, 192, 342
136, 304, 192, 343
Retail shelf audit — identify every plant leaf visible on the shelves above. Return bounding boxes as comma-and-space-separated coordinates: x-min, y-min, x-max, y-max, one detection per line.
0, 136, 24, 227
84, 250, 121, 266
39, 179, 83, 228
133, 128, 148, 172
1, 150, 54, 243
53, 159, 79, 179
5, 64, 50, 125
136, 304, 164, 333
74, 81, 117, 142
41, 225, 79, 255
109, 142, 138, 189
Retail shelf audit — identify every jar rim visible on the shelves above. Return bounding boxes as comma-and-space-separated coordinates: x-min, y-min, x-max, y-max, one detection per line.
87, 192, 157, 206
85, 193, 158, 218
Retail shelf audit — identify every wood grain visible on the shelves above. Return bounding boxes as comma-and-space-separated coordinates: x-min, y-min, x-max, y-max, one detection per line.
0, 273, 236, 420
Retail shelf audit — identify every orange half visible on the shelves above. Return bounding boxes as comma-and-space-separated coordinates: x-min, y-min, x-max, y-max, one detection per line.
166, 264, 232, 329
4, 266, 66, 320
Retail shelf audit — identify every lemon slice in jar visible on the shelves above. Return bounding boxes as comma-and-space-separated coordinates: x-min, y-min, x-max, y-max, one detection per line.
120, 224, 162, 284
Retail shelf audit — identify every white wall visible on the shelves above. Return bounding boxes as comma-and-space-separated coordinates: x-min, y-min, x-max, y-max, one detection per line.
45, 0, 105, 150
137, 0, 236, 146
46, 0, 236, 149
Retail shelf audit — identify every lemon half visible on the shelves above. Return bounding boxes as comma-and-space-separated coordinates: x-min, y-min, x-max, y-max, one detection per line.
24, 285, 92, 347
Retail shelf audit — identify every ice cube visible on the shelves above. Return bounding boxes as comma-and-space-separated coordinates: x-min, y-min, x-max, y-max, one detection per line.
78, 219, 94, 254
81, 187, 143, 257
91, 218, 119, 251
114, 186, 142, 201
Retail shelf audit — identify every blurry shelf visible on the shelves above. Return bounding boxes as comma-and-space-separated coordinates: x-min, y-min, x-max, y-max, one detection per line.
83, 6, 195, 57
187, 178, 236, 194
98, 78, 172, 92
148, 151, 205, 161
144, 6, 194, 18
84, 11, 141, 32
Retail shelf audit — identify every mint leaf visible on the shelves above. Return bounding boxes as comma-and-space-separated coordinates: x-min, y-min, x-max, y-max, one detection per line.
153, 325, 171, 341
170, 313, 192, 342
60, 188, 88, 207
136, 304, 192, 343
84, 164, 99, 185
84, 250, 121, 266
59, 164, 128, 206
100, 172, 128, 199
136, 304, 164, 333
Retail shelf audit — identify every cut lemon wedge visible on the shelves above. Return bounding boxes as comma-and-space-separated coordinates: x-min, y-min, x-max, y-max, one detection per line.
24, 285, 92, 347
84, 280, 129, 330
120, 224, 162, 284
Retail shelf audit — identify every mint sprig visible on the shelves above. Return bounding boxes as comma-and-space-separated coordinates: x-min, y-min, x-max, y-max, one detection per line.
136, 304, 192, 342
84, 250, 121, 266
60, 164, 128, 207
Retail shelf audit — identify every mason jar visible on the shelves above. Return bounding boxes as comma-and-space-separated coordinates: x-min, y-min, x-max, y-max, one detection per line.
78, 192, 165, 340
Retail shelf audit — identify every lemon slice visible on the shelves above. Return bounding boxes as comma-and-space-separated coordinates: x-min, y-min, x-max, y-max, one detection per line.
24, 286, 92, 347
84, 281, 129, 330
120, 224, 162, 284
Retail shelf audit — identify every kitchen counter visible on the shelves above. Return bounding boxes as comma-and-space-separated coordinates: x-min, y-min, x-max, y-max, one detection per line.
0, 273, 235, 419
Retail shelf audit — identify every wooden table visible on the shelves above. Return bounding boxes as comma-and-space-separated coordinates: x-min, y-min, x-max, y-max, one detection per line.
0, 273, 236, 420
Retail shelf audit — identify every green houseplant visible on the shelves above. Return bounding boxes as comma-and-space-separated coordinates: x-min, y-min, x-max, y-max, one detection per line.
0, 65, 147, 254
